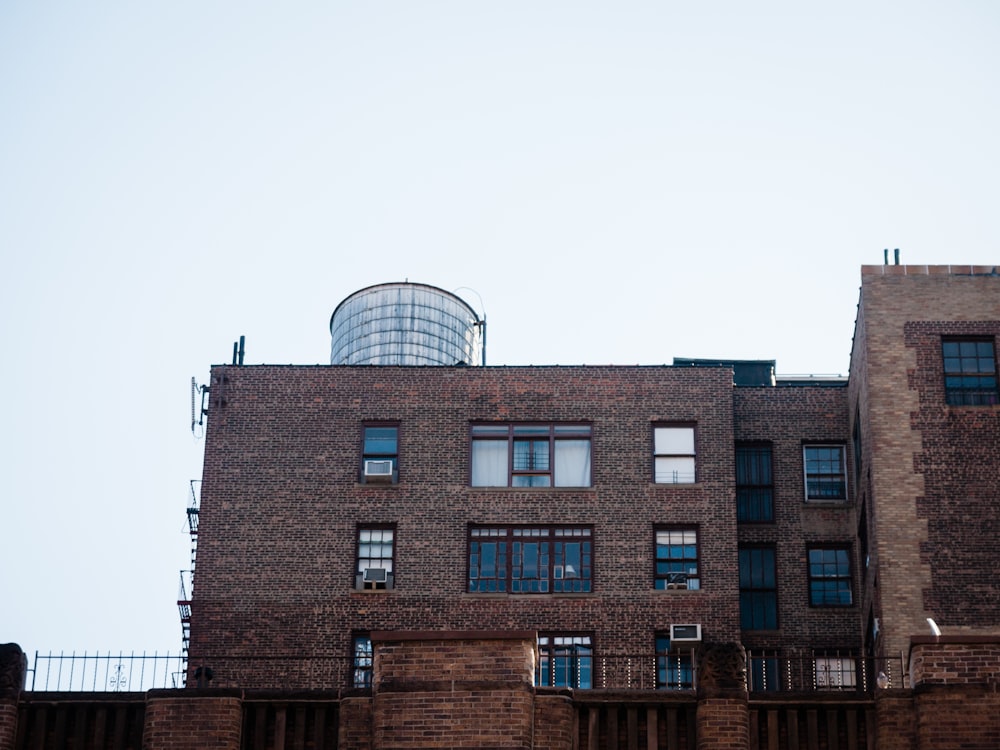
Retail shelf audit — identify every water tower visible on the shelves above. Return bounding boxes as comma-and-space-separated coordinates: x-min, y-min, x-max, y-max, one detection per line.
330, 282, 485, 366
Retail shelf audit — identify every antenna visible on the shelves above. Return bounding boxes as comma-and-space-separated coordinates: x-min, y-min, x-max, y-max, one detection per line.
191, 377, 210, 435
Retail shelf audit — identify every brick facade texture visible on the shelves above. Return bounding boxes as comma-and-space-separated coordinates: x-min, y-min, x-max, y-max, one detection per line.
849, 266, 1000, 661
142, 694, 243, 750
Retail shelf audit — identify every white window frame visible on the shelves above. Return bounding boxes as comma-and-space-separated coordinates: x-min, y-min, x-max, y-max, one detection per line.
654, 425, 696, 484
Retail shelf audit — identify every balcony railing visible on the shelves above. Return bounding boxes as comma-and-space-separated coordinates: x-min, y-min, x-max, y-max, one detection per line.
29, 651, 188, 692
25, 650, 907, 694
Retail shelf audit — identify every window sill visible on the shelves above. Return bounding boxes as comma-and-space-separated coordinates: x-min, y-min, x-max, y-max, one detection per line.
651, 482, 703, 489
351, 588, 397, 594
653, 587, 702, 593
803, 499, 851, 507
463, 592, 596, 599
468, 486, 596, 491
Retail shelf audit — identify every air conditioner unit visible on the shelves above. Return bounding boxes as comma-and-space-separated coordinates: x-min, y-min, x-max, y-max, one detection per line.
670, 624, 702, 643
363, 567, 388, 584
364, 460, 394, 478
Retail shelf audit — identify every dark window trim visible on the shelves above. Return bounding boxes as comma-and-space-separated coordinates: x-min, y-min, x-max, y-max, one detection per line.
802, 443, 848, 502
652, 422, 698, 484
350, 632, 373, 688
469, 422, 593, 487
739, 544, 779, 631
355, 523, 397, 590
736, 441, 774, 524
467, 524, 594, 594
654, 632, 695, 690
806, 543, 854, 608
942, 336, 999, 406
536, 632, 594, 689
361, 422, 400, 484
653, 524, 701, 590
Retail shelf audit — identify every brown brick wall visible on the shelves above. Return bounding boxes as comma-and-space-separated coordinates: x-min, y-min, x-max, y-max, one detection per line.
337, 697, 372, 750
849, 266, 1000, 661
914, 687, 1000, 750
532, 695, 573, 750
0, 703, 16, 750
696, 698, 748, 750
734, 386, 858, 657
143, 693, 242, 750
191, 365, 744, 685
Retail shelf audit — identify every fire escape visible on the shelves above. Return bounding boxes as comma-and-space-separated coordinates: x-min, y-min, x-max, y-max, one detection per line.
178, 480, 198, 657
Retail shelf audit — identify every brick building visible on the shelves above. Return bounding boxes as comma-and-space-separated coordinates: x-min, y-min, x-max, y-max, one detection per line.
6, 263, 996, 750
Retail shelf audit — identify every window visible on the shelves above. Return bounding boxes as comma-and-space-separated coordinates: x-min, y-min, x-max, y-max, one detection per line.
736, 443, 773, 522
355, 526, 394, 589
943, 338, 998, 405
653, 425, 696, 484
814, 652, 857, 690
739, 546, 777, 630
803, 445, 847, 501
537, 634, 592, 688
808, 546, 853, 606
362, 424, 398, 482
351, 635, 372, 688
470, 424, 592, 487
655, 634, 694, 689
746, 649, 781, 692
469, 526, 592, 593
654, 528, 700, 590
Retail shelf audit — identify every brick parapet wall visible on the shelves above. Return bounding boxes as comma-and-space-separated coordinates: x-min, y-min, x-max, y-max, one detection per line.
874, 691, 917, 750
338, 697, 372, 750
143, 692, 243, 750
910, 639, 1000, 687
0, 703, 16, 750
532, 694, 574, 750
696, 698, 748, 750
913, 687, 1000, 750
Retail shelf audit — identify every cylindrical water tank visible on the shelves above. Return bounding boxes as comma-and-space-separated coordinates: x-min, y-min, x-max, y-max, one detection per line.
330, 282, 485, 365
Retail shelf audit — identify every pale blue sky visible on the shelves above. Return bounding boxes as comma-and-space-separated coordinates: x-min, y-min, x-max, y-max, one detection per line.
2, 2, 998, 656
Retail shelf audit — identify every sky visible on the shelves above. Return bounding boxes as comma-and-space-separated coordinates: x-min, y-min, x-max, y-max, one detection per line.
1, 2, 998, 659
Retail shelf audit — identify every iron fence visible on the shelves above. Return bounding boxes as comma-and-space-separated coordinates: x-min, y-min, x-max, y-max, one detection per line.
746, 652, 908, 693
29, 651, 188, 692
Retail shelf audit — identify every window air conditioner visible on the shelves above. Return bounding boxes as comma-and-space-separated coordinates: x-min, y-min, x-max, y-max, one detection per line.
363, 567, 388, 584
670, 624, 702, 643
364, 460, 394, 478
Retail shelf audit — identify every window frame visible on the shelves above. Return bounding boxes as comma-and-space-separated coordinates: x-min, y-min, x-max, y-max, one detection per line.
655, 634, 694, 690
350, 633, 373, 688
813, 651, 858, 691
468, 525, 593, 594
802, 444, 848, 502
739, 545, 778, 631
942, 337, 999, 406
355, 524, 396, 590
736, 442, 774, 523
653, 526, 700, 590
807, 545, 853, 607
652, 423, 697, 484
469, 423, 593, 488
361, 422, 400, 483
536, 633, 593, 689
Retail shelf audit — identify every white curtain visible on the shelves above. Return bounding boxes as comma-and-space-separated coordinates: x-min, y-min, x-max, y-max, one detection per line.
472, 440, 508, 486
554, 440, 591, 487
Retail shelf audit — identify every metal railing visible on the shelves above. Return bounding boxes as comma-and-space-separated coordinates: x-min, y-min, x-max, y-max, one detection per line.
746, 652, 907, 693
29, 651, 188, 692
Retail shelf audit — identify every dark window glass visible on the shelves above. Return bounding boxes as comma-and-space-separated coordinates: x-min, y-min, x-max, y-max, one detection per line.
654, 528, 700, 590
803, 446, 847, 501
362, 425, 398, 481
736, 444, 773, 522
739, 546, 777, 630
356, 526, 394, 589
351, 635, 372, 688
469, 527, 591, 593
747, 649, 781, 692
537, 634, 592, 688
943, 339, 998, 405
808, 547, 853, 606
655, 635, 694, 689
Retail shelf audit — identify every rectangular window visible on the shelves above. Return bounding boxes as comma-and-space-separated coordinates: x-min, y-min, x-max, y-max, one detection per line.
653, 425, 696, 484
654, 528, 700, 590
351, 635, 372, 688
808, 546, 853, 606
814, 653, 858, 690
362, 424, 399, 482
471, 424, 592, 487
537, 634, 592, 688
943, 338, 998, 406
355, 526, 394, 589
803, 445, 847, 501
736, 443, 773, 522
739, 546, 778, 630
469, 526, 592, 593
746, 649, 781, 692
655, 634, 694, 689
